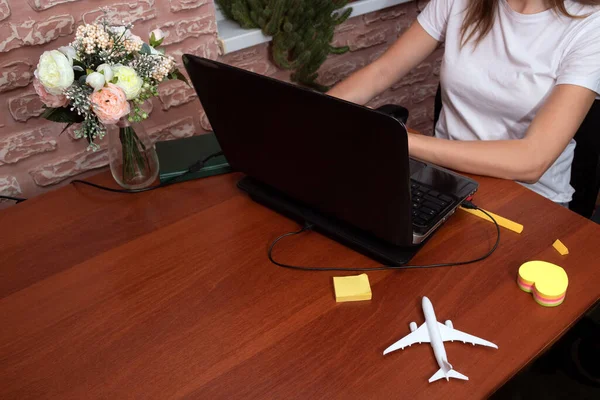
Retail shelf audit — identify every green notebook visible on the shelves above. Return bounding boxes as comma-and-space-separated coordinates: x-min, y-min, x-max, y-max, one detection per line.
155, 132, 232, 183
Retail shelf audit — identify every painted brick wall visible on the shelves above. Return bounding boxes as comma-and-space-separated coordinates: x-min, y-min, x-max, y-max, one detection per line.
0, 1, 441, 206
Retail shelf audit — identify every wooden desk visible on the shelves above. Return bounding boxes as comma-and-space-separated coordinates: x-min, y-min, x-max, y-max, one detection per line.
1, 171, 599, 399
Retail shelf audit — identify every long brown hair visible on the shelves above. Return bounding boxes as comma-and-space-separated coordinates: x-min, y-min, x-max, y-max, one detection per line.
460, 0, 600, 46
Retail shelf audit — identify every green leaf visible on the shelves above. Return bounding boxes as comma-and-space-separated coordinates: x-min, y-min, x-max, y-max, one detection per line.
110, 76, 119, 84
73, 68, 86, 81
150, 32, 164, 48
41, 107, 85, 124
73, 59, 87, 70
329, 45, 349, 55
171, 69, 189, 85
72, 59, 87, 80
140, 43, 152, 55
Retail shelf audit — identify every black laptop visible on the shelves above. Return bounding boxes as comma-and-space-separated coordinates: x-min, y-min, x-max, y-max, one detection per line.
182, 54, 478, 265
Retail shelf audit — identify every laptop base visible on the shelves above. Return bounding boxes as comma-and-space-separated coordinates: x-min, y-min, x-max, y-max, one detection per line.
237, 176, 429, 267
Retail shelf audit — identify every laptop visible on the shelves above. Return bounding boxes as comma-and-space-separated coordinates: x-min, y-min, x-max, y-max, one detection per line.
182, 54, 479, 265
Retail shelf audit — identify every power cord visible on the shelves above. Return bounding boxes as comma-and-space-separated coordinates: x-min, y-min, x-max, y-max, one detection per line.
0, 152, 223, 203
70, 151, 224, 193
268, 201, 500, 271
0, 195, 27, 203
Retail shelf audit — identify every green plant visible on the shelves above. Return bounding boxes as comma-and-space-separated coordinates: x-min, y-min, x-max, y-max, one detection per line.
217, 0, 352, 91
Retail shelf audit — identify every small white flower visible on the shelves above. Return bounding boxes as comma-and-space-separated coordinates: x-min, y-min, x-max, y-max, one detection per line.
35, 50, 74, 96
150, 29, 165, 42
97, 64, 114, 82
86, 72, 106, 92
110, 26, 129, 37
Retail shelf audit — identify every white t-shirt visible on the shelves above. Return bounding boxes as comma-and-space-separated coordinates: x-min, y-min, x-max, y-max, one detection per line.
417, 0, 600, 203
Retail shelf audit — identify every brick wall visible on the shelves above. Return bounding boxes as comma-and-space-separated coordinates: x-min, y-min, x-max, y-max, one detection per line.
0, 1, 441, 205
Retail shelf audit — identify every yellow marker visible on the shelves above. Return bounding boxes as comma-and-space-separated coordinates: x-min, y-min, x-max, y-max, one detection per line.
552, 239, 569, 256
333, 273, 372, 302
459, 206, 524, 234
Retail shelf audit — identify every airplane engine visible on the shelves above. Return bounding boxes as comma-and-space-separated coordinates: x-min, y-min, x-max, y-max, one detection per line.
409, 322, 417, 332
445, 320, 453, 329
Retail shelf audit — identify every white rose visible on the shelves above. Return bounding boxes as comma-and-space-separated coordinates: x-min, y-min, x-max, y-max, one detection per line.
34, 50, 74, 96
58, 46, 77, 66
112, 65, 143, 100
150, 29, 165, 42
96, 64, 114, 82
86, 72, 106, 92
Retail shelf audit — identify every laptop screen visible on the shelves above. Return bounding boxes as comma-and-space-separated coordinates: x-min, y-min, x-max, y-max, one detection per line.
183, 55, 415, 246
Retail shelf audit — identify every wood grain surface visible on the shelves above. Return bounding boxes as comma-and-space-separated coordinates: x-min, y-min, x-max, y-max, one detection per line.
1, 170, 599, 399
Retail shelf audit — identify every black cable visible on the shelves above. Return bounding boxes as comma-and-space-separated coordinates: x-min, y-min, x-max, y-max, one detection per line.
71, 151, 224, 194
0, 195, 27, 203
268, 201, 500, 271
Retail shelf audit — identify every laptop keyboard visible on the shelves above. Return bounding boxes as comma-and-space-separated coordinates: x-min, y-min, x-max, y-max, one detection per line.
410, 181, 454, 228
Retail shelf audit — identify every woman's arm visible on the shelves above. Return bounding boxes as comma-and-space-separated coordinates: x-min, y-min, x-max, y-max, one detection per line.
326, 21, 440, 105
408, 84, 597, 183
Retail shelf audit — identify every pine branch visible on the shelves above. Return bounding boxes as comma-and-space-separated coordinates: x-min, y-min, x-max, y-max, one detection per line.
221, 0, 353, 89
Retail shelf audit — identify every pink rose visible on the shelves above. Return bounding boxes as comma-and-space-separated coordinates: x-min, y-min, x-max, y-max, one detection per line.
33, 78, 69, 108
90, 83, 131, 125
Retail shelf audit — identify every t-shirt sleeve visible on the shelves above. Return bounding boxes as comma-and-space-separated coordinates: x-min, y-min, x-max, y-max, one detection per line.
416, 0, 455, 42
556, 13, 600, 96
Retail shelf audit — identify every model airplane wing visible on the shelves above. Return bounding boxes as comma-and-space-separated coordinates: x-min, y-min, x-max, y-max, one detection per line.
383, 323, 430, 355
437, 322, 498, 349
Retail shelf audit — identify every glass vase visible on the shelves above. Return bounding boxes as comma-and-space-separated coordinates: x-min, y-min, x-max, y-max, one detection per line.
108, 118, 159, 189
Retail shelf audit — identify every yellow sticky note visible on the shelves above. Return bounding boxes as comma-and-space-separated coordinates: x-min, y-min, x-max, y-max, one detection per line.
552, 239, 569, 256
517, 261, 568, 307
333, 273, 372, 302
459, 207, 524, 234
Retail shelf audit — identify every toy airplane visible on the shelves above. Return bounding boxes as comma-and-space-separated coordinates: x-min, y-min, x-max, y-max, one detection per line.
383, 296, 498, 383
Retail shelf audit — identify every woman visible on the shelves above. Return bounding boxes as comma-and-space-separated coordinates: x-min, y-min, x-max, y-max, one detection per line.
327, 0, 600, 205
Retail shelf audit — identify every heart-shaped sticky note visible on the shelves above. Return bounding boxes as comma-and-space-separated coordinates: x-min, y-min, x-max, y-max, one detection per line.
517, 261, 568, 307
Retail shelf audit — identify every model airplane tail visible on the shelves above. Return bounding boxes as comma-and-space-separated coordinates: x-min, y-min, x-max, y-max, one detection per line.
429, 363, 469, 383
384, 297, 497, 383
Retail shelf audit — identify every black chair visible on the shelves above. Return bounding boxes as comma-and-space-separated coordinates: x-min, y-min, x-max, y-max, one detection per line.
569, 101, 600, 219
432, 85, 600, 219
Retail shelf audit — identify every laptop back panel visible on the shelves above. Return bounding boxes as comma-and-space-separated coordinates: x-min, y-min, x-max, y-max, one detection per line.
183, 54, 414, 246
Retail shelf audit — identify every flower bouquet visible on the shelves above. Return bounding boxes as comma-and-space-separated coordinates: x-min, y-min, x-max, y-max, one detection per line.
34, 19, 188, 188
